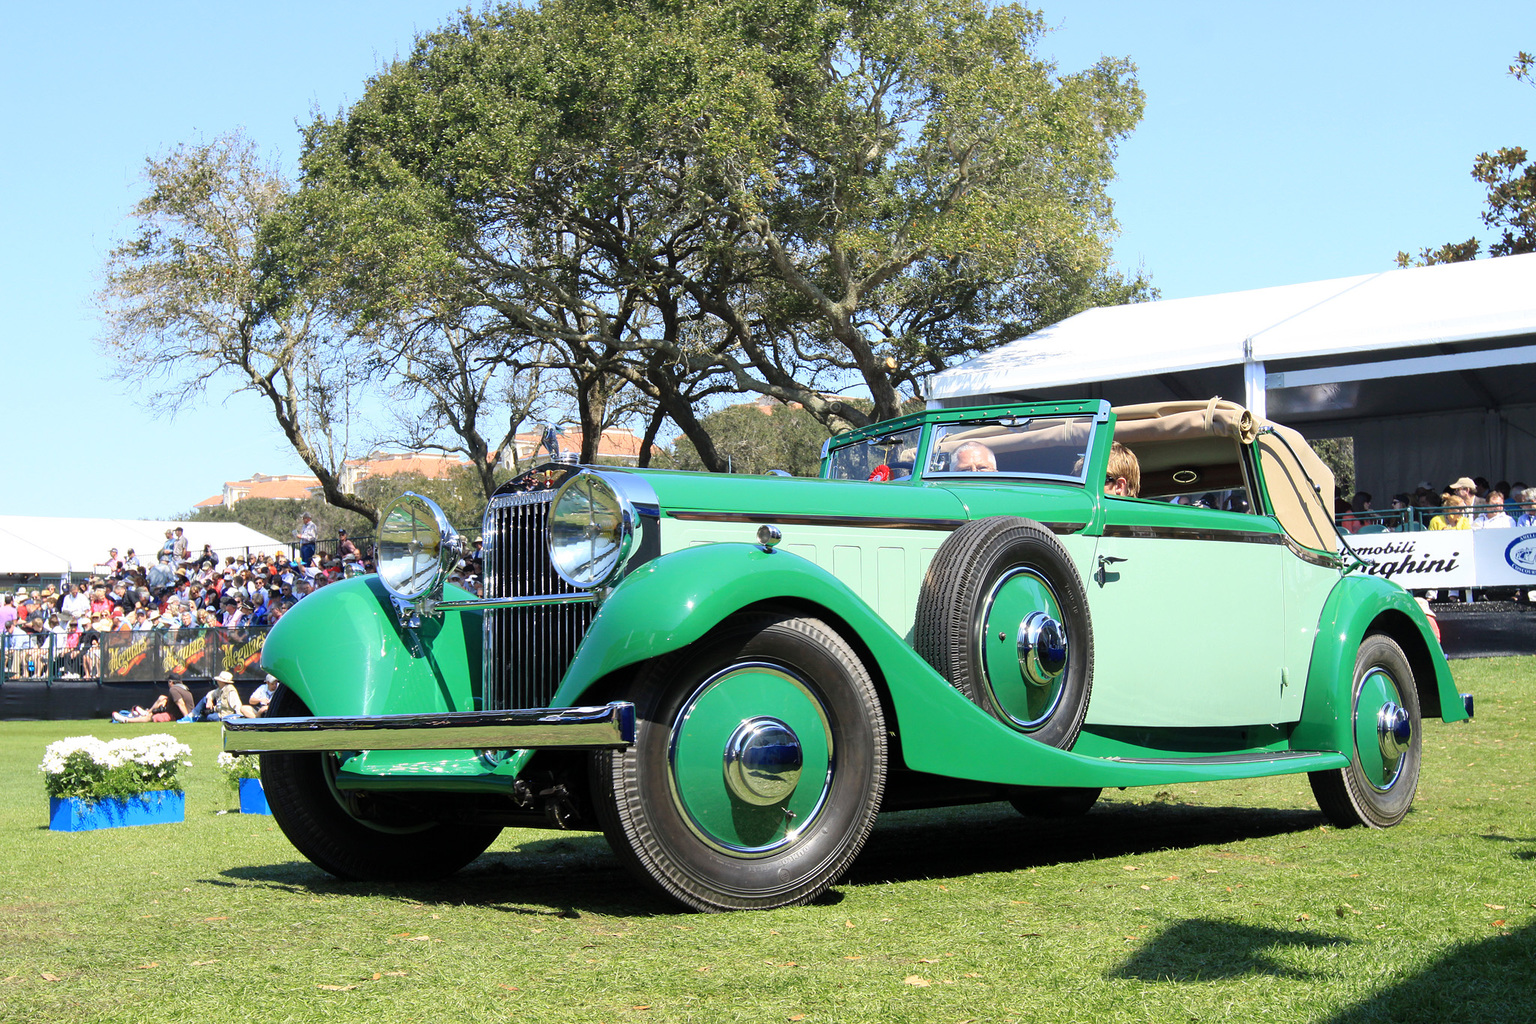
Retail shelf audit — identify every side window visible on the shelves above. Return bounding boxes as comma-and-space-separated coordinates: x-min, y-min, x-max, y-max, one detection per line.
826, 427, 921, 481
926, 416, 1095, 481
1123, 436, 1256, 513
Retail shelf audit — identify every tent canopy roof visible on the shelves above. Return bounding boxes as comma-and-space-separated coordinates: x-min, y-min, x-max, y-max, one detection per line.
0, 517, 283, 578
930, 251, 1536, 408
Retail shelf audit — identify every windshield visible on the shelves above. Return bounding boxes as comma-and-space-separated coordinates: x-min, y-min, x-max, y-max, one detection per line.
826, 426, 922, 482
926, 415, 1095, 483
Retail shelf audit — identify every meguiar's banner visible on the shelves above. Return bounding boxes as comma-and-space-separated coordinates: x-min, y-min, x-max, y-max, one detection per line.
219, 631, 267, 681
102, 632, 158, 682
163, 630, 214, 679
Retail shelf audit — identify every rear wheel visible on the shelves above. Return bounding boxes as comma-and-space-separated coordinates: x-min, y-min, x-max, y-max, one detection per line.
592, 613, 886, 911
1308, 634, 1422, 828
260, 689, 502, 881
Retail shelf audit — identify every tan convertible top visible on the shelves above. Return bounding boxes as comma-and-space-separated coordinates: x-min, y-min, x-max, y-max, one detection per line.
1111, 398, 1337, 553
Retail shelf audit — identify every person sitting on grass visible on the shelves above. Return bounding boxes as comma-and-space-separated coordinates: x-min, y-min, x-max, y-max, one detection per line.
112, 680, 196, 723
212, 670, 258, 718
248, 674, 280, 716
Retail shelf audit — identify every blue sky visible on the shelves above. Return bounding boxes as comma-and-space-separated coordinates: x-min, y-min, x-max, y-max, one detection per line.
2, 1, 1531, 520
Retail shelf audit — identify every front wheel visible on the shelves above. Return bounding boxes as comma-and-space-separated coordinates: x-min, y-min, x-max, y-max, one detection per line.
260, 689, 502, 881
592, 613, 887, 911
1308, 634, 1422, 828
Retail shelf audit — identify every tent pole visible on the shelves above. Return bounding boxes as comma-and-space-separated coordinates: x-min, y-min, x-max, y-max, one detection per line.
1243, 353, 1267, 420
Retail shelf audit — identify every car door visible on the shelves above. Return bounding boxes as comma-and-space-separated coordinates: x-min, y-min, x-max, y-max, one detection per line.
1084, 497, 1288, 728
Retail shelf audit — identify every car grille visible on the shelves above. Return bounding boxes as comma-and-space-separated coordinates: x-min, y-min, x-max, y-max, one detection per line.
481, 489, 595, 711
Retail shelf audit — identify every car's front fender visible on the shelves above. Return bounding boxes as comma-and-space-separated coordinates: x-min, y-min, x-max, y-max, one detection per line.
259, 576, 481, 717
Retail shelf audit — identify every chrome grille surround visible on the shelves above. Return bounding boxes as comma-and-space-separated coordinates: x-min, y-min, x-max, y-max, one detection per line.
481, 486, 596, 711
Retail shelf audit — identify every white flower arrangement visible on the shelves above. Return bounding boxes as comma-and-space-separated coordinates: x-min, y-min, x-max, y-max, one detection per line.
39, 734, 193, 802
217, 751, 260, 790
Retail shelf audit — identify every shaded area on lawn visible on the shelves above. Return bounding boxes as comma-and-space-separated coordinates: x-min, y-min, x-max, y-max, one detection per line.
848, 800, 1325, 886
214, 799, 1327, 915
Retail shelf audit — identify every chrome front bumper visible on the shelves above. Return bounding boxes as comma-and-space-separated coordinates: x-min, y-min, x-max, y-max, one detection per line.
222, 702, 635, 754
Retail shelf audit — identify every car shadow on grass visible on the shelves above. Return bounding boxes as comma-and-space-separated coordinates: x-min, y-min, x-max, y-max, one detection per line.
216, 798, 1323, 915
216, 833, 666, 917
1112, 918, 1536, 1022
845, 798, 1326, 886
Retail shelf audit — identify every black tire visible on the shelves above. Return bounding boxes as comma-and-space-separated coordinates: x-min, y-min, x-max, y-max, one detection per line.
1008, 786, 1101, 818
1309, 634, 1422, 829
914, 517, 1093, 749
591, 612, 887, 912
260, 689, 502, 881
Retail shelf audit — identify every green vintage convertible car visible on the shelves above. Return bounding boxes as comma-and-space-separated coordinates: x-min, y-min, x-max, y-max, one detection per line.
225, 398, 1469, 911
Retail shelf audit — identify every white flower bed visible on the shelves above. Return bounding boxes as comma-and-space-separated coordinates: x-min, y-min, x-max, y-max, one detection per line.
39, 734, 193, 802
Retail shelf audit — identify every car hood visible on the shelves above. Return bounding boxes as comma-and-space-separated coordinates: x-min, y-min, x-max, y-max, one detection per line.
601, 467, 1094, 527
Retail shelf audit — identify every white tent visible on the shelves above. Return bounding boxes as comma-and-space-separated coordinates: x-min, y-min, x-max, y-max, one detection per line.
0, 517, 283, 581
928, 252, 1536, 502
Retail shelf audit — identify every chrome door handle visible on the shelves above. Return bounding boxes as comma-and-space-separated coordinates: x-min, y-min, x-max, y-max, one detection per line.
1094, 555, 1126, 587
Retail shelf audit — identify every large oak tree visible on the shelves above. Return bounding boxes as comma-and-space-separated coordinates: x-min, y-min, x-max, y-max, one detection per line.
294, 0, 1149, 456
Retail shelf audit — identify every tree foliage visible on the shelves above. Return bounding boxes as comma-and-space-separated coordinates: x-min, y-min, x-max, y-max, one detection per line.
293, 0, 1149, 458
99, 133, 380, 523
1398, 52, 1535, 267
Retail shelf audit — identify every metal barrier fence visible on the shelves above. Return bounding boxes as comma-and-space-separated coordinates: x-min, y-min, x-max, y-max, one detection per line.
1338, 503, 1536, 533
1, 627, 271, 685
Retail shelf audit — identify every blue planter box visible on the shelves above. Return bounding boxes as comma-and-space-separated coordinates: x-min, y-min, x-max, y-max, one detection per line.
48, 790, 185, 832
238, 777, 270, 815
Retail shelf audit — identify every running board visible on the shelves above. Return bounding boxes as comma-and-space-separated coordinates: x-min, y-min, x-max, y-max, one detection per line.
1105, 749, 1333, 767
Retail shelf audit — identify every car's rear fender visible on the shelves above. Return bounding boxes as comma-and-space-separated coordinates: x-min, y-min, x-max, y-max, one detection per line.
1290, 573, 1466, 755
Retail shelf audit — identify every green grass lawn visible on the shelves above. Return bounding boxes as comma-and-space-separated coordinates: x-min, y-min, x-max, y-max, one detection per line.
1, 658, 1532, 1024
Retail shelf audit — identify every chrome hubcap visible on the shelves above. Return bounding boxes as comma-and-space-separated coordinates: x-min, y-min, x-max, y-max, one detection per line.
1016, 610, 1068, 687
1377, 701, 1412, 761
722, 717, 803, 806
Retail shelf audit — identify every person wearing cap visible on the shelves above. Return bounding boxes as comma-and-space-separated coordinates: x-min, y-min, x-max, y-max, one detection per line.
293, 513, 318, 566
112, 677, 196, 723
249, 674, 280, 716
1449, 477, 1477, 505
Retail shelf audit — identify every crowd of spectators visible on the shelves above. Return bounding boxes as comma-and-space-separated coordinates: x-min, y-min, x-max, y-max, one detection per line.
1335, 476, 1536, 534
2, 523, 373, 681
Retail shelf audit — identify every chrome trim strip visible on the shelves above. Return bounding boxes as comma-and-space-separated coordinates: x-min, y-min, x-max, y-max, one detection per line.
1281, 533, 1345, 569
1102, 524, 1286, 545
667, 510, 965, 531
665, 510, 1086, 535
221, 703, 635, 754
435, 592, 599, 612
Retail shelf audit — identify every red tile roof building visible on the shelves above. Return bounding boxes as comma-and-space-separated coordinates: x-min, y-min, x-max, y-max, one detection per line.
195, 432, 652, 508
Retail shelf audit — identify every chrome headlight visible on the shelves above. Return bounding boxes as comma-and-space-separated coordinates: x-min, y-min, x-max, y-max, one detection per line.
376, 492, 461, 602
548, 471, 636, 589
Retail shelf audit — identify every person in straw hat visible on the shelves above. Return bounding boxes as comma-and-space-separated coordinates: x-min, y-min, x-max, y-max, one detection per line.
211, 670, 257, 718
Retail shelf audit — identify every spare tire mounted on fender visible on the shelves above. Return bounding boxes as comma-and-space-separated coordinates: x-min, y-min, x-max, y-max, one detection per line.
915, 516, 1093, 749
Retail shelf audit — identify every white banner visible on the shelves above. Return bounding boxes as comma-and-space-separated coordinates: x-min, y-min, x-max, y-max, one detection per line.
1344, 527, 1536, 590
